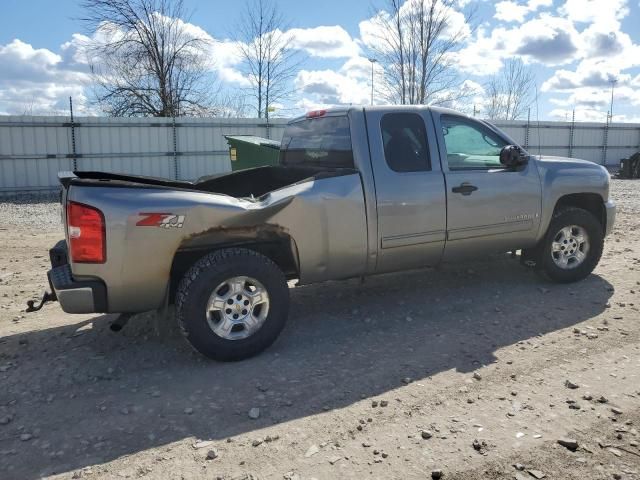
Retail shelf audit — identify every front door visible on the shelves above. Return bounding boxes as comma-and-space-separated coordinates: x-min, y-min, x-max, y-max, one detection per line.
365, 109, 447, 273
433, 113, 543, 259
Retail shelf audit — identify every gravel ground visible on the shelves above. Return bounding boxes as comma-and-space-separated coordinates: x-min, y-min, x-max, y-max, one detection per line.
0, 192, 60, 228
0, 180, 639, 480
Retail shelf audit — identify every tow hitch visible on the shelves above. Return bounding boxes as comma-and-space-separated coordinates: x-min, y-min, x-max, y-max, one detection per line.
25, 291, 56, 313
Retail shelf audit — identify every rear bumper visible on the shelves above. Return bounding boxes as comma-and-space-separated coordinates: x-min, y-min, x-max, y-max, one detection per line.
604, 200, 616, 237
48, 241, 108, 314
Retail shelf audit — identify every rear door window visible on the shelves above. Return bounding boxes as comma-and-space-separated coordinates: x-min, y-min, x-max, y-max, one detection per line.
381, 113, 431, 172
280, 116, 354, 168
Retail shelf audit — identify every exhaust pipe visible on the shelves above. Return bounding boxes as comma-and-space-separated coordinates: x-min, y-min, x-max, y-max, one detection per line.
110, 313, 132, 332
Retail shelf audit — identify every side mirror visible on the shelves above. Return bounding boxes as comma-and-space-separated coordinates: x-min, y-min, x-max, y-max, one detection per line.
500, 145, 528, 167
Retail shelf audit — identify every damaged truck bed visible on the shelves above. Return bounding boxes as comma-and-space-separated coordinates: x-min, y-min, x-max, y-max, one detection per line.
62, 164, 368, 314
33, 106, 615, 361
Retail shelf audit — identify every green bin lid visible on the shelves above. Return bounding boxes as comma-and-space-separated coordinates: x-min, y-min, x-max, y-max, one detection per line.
224, 135, 280, 149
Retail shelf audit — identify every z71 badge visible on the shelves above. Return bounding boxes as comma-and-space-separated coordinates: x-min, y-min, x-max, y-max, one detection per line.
136, 213, 185, 228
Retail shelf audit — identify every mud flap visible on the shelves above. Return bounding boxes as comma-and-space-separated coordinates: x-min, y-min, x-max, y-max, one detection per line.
520, 247, 539, 268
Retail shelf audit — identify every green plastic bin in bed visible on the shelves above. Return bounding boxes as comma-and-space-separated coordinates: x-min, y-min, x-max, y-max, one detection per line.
224, 135, 281, 171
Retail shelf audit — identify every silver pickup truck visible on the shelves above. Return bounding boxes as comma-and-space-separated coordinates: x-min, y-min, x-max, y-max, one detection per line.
32, 106, 616, 361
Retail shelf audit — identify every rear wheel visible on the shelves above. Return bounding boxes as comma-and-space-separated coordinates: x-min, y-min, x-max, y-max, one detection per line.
536, 207, 603, 283
176, 248, 289, 361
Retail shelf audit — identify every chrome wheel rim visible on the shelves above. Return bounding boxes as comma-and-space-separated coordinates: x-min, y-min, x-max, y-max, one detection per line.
206, 276, 270, 340
551, 225, 590, 270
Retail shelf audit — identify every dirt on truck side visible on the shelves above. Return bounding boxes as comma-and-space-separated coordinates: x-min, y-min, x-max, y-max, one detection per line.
0, 178, 639, 480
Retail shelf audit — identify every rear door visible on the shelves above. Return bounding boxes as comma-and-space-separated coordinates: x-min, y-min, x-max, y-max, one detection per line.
365, 109, 447, 273
432, 112, 542, 258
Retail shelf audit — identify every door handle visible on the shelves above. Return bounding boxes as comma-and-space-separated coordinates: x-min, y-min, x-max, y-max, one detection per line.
452, 183, 478, 196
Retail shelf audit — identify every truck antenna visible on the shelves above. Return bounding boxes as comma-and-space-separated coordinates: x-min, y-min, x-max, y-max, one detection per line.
534, 84, 542, 159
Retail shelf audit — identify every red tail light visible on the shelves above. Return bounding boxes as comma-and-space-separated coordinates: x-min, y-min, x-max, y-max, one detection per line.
67, 201, 106, 263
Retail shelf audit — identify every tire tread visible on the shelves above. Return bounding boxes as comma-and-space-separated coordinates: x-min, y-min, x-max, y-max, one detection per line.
175, 248, 288, 361
537, 206, 603, 283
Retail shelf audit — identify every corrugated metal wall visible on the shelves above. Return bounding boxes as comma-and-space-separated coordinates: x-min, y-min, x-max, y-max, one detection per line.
0, 116, 287, 193
492, 120, 640, 165
1, 115, 639, 194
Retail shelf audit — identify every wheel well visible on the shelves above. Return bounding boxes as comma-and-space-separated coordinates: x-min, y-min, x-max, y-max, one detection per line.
554, 193, 605, 230
168, 238, 299, 304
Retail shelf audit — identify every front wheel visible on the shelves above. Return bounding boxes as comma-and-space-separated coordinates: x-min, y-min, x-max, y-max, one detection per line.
176, 248, 290, 361
536, 207, 604, 283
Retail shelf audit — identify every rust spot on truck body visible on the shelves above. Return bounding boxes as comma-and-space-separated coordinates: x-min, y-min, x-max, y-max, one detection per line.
180, 223, 291, 250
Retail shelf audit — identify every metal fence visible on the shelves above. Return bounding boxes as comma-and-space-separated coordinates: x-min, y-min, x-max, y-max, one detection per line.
0, 116, 287, 194
1, 115, 639, 194
492, 119, 640, 166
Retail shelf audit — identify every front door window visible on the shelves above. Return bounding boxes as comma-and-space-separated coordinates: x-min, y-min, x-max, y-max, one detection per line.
441, 116, 507, 170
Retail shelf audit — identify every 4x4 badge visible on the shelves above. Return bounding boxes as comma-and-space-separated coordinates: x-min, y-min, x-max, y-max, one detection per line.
136, 213, 185, 228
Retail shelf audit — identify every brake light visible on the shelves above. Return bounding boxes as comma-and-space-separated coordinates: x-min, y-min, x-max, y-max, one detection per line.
67, 201, 106, 263
306, 109, 327, 119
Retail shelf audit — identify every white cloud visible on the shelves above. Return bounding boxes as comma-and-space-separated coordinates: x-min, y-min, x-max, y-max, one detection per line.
549, 106, 640, 123
446, 79, 487, 114
0, 39, 92, 115
209, 39, 250, 87
129, 16, 250, 88
449, 26, 510, 75
287, 26, 360, 58
0, 16, 252, 115
456, 1, 640, 88
610, 85, 640, 106
1, 0, 639, 122
1, 39, 64, 81
359, 0, 471, 55
549, 88, 611, 108
295, 68, 370, 106
494, 0, 552, 23
340, 56, 378, 80
358, 12, 386, 53
542, 64, 631, 91
453, 14, 584, 77
548, 107, 608, 121
581, 27, 627, 57
559, 0, 629, 28
59, 33, 93, 69
548, 84, 640, 121
453, 15, 581, 77
294, 96, 335, 112
514, 15, 581, 64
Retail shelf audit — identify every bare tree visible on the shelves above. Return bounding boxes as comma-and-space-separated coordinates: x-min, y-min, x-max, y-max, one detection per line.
235, 0, 301, 119
81, 0, 217, 117
369, 0, 475, 105
485, 58, 535, 121
215, 91, 251, 118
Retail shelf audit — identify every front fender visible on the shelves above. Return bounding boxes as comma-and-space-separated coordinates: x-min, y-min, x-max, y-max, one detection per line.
535, 158, 610, 242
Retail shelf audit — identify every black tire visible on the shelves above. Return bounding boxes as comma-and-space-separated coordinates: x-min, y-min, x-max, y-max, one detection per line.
536, 207, 604, 283
176, 248, 289, 361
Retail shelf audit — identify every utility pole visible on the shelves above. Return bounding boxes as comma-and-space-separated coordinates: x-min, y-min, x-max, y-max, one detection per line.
369, 58, 377, 106
69, 96, 77, 170
609, 78, 618, 122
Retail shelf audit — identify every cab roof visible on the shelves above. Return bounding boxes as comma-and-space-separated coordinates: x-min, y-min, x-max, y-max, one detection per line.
289, 105, 472, 124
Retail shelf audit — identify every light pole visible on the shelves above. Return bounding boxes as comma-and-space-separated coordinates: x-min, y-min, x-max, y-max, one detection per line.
369, 58, 377, 106
609, 78, 618, 122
